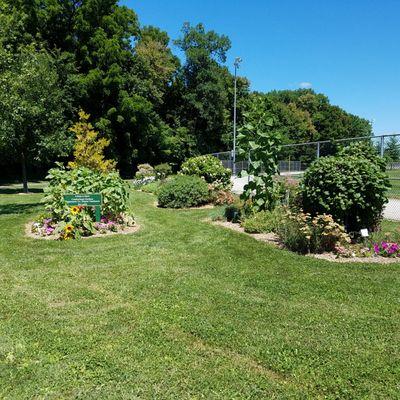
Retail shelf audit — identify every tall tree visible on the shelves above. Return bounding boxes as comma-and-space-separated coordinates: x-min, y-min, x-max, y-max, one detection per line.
175, 23, 234, 154
0, 46, 71, 192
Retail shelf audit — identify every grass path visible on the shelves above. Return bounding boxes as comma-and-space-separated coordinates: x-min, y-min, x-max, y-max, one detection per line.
0, 187, 399, 398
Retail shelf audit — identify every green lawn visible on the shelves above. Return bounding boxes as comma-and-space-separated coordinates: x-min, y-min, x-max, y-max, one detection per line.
0, 185, 399, 399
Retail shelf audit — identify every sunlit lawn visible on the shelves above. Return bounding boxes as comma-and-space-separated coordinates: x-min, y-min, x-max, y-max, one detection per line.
0, 184, 399, 398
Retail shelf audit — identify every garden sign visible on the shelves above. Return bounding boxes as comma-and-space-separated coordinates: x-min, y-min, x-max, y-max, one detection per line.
63, 193, 102, 222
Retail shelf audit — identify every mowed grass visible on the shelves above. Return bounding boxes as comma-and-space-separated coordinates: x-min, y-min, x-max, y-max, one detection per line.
0, 185, 399, 399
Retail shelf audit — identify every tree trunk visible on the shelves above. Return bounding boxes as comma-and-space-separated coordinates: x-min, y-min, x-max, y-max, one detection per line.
21, 151, 29, 193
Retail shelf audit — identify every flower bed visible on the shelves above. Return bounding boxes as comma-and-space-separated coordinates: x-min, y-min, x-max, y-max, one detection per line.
29, 206, 137, 240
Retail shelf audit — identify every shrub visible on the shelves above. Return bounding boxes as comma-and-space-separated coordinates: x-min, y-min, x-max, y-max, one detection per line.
154, 163, 172, 180
135, 163, 155, 180
180, 155, 231, 189
43, 164, 129, 220
224, 202, 242, 223
301, 155, 390, 232
241, 208, 283, 234
157, 175, 209, 208
276, 210, 350, 254
211, 190, 236, 206
68, 110, 116, 172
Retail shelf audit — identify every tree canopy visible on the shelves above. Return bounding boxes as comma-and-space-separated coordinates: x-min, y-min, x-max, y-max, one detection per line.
0, 0, 372, 186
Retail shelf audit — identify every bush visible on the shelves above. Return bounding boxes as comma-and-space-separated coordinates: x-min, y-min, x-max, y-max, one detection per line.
241, 208, 283, 234
154, 163, 172, 180
43, 164, 129, 220
140, 180, 164, 195
301, 155, 390, 232
211, 190, 236, 206
135, 163, 155, 180
224, 201, 242, 223
157, 175, 209, 208
276, 210, 350, 254
180, 155, 231, 189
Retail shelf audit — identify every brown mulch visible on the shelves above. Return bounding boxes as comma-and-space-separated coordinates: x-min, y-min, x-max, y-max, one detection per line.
25, 222, 140, 241
208, 220, 400, 264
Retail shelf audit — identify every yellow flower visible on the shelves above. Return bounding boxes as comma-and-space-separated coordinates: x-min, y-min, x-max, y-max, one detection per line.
65, 224, 74, 233
70, 206, 80, 215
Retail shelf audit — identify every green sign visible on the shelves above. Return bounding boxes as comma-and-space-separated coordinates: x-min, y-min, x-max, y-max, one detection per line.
64, 193, 102, 222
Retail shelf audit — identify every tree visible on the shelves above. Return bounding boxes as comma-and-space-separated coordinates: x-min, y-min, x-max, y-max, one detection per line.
0, 46, 71, 192
69, 110, 116, 172
175, 23, 234, 154
384, 136, 400, 162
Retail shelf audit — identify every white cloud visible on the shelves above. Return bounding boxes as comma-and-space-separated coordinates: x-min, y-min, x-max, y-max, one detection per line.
299, 82, 312, 89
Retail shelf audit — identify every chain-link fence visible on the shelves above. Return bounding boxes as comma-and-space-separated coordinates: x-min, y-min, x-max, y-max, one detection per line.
212, 133, 400, 220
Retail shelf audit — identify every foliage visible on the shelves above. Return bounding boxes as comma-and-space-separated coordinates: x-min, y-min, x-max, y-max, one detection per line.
180, 155, 231, 189
154, 163, 172, 180
210, 190, 236, 206
276, 210, 350, 254
43, 164, 129, 220
0, 45, 71, 191
237, 95, 282, 212
157, 175, 209, 208
301, 153, 390, 232
337, 141, 386, 171
241, 208, 283, 234
224, 202, 242, 223
135, 164, 155, 180
384, 136, 400, 162
68, 111, 116, 173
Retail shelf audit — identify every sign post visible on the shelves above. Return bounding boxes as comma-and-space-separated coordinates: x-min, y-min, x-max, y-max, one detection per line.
63, 193, 102, 222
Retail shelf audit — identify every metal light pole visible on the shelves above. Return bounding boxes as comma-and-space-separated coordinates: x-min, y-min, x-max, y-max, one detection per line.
232, 57, 242, 176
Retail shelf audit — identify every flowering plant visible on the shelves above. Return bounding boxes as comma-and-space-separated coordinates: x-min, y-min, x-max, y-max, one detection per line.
372, 242, 400, 257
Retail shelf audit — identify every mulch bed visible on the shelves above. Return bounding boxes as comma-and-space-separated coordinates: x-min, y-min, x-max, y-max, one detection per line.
209, 220, 400, 264
25, 222, 140, 240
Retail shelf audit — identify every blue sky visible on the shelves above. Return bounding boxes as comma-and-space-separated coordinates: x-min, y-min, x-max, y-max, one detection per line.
123, 0, 399, 134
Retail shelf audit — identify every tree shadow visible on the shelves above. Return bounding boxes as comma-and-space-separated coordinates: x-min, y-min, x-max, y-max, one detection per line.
0, 202, 42, 216
0, 187, 44, 195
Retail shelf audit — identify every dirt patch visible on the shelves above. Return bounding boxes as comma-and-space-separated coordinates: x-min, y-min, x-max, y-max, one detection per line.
209, 219, 400, 264
25, 222, 140, 241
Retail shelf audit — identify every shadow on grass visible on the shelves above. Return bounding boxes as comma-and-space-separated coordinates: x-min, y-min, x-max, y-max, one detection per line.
0, 203, 42, 215
0, 188, 43, 195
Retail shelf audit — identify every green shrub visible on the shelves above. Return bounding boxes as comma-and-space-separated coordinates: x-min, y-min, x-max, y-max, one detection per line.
224, 202, 242, 223
301, 155, 390, 232
241, 208, 283, 234
180, 155, 231, 189
154, 163, 172, 180
43, 164, 129, 219
157, 175, 209, 208
135, 163, 155, 179
276, 210, 350, 254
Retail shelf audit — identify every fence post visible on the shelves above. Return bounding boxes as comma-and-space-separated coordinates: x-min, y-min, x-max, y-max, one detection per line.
380, 136, 385, 157
316, 142, 320, 159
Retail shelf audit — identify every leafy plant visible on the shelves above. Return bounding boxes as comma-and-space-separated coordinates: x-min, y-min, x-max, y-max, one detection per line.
43, 164, 129, 220
210, 190, 236, 206
224, 202, 243, 223
135, 164, 155, 180
276, 210, 350, 254
154, 163, 172, 180
180, 155, 231, 189
68, 110, 116, 172
241, 208, 283, 234
301, 154, 390, 232
237, 95, 282, 212
157, 175, 209, 208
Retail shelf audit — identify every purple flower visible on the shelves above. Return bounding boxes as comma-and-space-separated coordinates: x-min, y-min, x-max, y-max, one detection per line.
373, 244, 380, 254
381, 241, 388, 249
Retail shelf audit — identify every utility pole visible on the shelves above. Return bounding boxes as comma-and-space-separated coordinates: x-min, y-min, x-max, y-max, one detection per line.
232, 57, 242, 176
